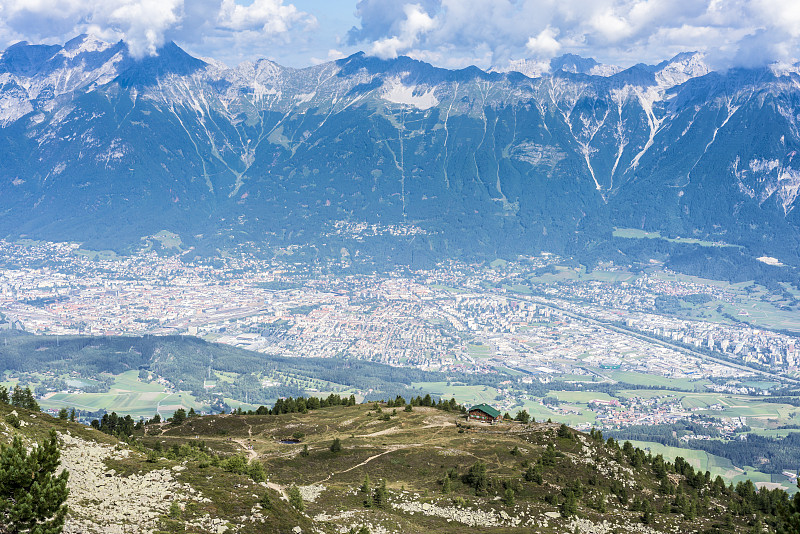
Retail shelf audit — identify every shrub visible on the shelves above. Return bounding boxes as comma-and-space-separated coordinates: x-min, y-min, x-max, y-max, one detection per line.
5, 413, 20, 429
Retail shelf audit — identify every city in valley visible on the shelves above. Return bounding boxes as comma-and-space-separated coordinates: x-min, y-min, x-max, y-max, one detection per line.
2, 237, 800, 490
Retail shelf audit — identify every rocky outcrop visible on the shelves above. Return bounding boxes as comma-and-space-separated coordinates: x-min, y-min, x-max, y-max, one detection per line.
58, 432, 205, 534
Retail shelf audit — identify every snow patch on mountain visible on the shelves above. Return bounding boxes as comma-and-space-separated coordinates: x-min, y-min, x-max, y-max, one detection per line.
590, 64, 624, 77
493, 59, 551, 78
60, 35, 112, 59
655, 52, 709, 90
491, 55, 622, 79
381, 77, 439, 110
733, 157, 800, 214
0, 77, 35, 126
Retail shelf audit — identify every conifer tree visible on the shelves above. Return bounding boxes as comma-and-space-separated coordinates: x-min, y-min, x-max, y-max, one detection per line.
0, 430, 69, 533
288, 486, 304, 511
503, 488, 515, 506
442, 476, 452, 494
373, 479, 387, 508
10, 386, 38, 411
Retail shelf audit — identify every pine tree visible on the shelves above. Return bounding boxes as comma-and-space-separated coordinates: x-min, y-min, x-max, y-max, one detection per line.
373, 479, 387, 508
288, 486, 304, 511
10, 386, 38, 411
330, 438, 342, 453
560, 490, 577, 517
68, 409, 76, 422
0, 430, 69, 533
171, 408, 187, 426
361, 474, 373, 507
442, 476, 452, 494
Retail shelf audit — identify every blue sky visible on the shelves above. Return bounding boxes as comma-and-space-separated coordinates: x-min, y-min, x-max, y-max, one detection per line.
1, 0, 799, 70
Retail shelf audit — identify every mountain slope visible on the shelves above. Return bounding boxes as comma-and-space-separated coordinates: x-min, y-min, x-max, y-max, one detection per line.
4, 400, 798, 533
1, 37, 800, 271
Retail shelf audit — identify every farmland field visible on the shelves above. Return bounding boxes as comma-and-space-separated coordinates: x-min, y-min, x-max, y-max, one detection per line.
38, 370, 202, 419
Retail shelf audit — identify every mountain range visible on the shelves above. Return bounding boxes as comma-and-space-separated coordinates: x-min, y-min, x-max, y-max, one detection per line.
1, 35, 800, 276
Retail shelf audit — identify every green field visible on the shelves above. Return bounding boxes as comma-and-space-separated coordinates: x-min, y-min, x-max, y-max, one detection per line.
411, 382, 500, 407
612, 228, 740, 248
38, 370, 203, 419
466, 343, 492, 358
552, 391, 615, 403
607, 370, 704, 390
628, 440, 795, 492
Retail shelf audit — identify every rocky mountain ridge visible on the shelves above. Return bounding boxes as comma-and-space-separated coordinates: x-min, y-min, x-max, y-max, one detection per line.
1, 36, 800, 271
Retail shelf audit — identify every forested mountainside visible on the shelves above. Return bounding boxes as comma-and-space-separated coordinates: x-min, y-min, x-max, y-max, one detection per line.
2, 36, 800, 276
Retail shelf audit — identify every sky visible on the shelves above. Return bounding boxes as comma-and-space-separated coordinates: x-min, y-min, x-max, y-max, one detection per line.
1, 0, 800, 70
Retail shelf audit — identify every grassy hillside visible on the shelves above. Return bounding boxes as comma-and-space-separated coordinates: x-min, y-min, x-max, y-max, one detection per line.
46, 402, 800, 532
0, 402, 310, 534
3, 392, 800, 532
0, 404, 791, 534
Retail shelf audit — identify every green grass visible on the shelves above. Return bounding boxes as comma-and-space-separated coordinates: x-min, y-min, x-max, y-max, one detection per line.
38, 370, 204, 419
612, 228, 740, 248
628, 440, 795, 492
490, 259, 508, 269
552, 391, 615, 403
608, 371, 703, 390
152, 230, 183, 249
411, 382, 500, 407
466, 343, 492, 358
502, 283, 531, 294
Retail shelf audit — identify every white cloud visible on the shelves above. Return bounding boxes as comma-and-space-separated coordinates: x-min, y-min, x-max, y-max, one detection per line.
370, 3, 436, 59
526, 26, 561, 59
0, 0, 313, 61
0, 0, 184, 57
351, 0, 800, 70
217, 0, 314, 34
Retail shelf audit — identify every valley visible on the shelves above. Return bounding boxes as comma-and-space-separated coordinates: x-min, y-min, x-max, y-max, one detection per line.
2, 239, 800, 494
2, 30, 800, 533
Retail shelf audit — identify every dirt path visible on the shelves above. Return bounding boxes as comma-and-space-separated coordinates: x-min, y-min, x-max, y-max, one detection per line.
355, 421, 455, 438
233, 438, 258, 462
313, 444, 422, 485
265, 482, 289, 501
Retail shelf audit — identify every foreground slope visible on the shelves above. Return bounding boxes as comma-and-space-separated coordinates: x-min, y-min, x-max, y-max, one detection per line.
3, 399, 798, 533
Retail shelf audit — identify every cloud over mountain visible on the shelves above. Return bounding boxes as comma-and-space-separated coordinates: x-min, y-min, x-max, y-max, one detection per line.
347, 0, 800, 70
0, 0, 314, 62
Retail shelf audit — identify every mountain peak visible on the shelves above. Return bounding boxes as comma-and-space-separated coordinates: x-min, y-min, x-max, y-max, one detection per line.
113, 41, 207, 87
61, 34, 116, 59
653, 51, 709, 89
0, 41, 62, 76
491, 54, 622, 79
